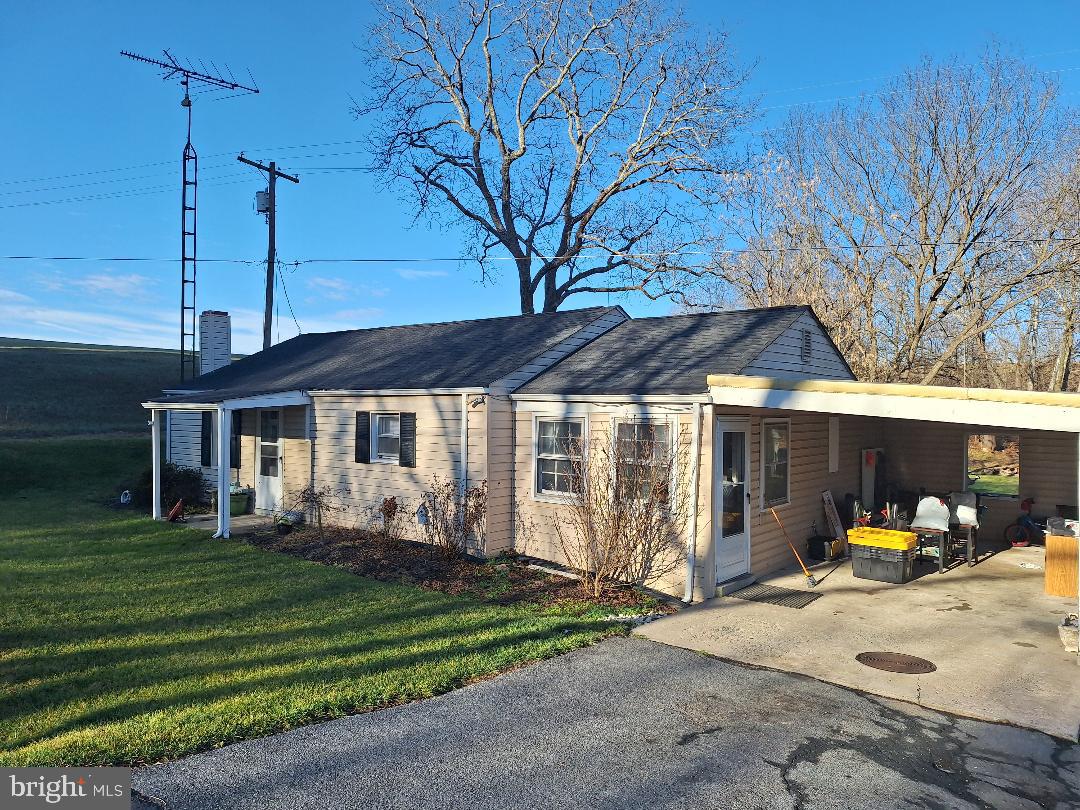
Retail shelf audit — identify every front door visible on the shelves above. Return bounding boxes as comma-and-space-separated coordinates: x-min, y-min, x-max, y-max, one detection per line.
715, 419, 751, 582
256, 409, 283, 514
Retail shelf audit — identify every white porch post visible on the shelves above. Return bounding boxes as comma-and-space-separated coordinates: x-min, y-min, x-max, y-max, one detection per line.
213, 406, 232, 538
151, 409, 162, 520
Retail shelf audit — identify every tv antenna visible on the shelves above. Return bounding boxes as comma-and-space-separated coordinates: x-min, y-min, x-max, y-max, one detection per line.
121, 49, 259, 381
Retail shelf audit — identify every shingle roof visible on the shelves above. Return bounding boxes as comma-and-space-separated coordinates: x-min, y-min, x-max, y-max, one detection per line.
153, 307, 620, 403
515, 306, 811, 395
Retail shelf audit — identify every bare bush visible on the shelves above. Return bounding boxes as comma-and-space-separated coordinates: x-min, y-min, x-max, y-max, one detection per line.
289, 485, 351, 542
553, 422, 690, 598
420, 475, 488, 557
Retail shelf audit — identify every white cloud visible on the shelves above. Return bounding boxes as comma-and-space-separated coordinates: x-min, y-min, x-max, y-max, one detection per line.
0, 288, 31, 302
396, 268, 448, 280
0, 300, 178, 346
305, 275, 389, 302
74, 272, 156, 299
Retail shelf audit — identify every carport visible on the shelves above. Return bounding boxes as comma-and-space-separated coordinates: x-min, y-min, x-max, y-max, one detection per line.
646, 375, 1080, 740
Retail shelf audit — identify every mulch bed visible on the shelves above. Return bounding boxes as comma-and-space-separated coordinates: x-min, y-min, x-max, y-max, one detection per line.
244, 526, 674, 614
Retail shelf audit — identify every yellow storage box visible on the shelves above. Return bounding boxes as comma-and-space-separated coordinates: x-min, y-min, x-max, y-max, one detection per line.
847, 527, 917, 551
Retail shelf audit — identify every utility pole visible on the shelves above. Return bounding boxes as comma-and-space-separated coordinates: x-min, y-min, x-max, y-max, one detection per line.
237, 155, 299, 350
122, 49, 259, 381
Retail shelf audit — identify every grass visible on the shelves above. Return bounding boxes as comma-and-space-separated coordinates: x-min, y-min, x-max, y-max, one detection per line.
0, 338, 185, 437
0, 436, 619, 767
968, 474, 1019, 497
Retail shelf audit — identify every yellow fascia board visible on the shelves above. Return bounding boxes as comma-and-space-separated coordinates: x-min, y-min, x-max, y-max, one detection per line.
706, 374, 1080, 410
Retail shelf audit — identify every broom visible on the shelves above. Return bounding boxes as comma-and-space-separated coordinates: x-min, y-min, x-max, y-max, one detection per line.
770, 507, 818, 588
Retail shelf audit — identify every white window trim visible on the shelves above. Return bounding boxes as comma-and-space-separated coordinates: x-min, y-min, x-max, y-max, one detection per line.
963, 432, 1020, 500
532, 414, 587, 504
611, 415, 678, 501
370, 411, 401, 464
760, 417, 792, 510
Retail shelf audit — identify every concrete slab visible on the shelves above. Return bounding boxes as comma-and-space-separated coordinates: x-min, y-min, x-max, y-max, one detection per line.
182, 513, 270, 536
637, 545, 1080, 741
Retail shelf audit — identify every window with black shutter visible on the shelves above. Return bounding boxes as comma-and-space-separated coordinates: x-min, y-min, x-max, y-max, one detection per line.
399, 412, 416, 468
200, 411, 213, 467
230, 411, 242, 469
355, 412, 371, 463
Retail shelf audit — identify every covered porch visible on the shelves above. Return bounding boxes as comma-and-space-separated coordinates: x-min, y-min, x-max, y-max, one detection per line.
143, 390, 313, 538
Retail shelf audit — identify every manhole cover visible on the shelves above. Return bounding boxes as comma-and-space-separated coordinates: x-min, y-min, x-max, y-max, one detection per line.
856, 651, 937, 674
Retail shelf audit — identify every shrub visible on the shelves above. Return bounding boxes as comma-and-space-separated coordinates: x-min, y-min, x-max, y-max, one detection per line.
552, 425, 689, 598
419, 475, 487, 556
132, 462, 206, 510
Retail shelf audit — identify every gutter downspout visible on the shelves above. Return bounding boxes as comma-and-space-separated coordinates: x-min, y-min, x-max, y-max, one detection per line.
460, 393, 469, 494
684, 402, 704, 603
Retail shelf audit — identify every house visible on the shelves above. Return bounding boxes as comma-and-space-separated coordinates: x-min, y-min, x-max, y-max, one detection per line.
144, 306, 1080, 607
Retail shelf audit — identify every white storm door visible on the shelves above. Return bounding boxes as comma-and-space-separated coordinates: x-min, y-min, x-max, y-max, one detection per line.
255, 409, 283, 514
715, 419, 751, 582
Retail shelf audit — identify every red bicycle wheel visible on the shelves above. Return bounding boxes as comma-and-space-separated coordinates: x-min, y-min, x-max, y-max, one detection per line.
1004, 523, 1031, 547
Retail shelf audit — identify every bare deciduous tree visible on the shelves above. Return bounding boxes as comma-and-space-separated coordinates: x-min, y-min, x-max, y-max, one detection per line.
359, 0, 749, 313
553, 421, 689, 598
692, 51, 1079, 387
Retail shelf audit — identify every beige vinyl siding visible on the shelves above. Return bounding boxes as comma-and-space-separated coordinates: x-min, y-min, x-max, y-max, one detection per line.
167, 410, 243, 486
1020, 431, 1078, 517
880, 421, 1078, 540
280, 405, 312, 510
311, 394, 486, 551
737, 411, 879, 577
485, 396, 514, 555
742, 311, 853, 381
511, 406, 699, 597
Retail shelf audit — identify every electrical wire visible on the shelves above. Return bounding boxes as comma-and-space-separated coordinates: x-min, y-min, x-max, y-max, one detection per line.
276, 262, 303, 334
1, 236, 1075, 266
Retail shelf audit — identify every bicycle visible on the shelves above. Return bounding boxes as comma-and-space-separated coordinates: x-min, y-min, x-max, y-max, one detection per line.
1003, 497, 1045, 547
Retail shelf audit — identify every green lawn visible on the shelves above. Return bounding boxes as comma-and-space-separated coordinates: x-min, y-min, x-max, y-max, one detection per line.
968, 474, 1019, 497
0, 437, 617, 767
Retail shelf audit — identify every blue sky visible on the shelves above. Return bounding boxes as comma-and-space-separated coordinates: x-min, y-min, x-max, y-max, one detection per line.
1, 1, 1077, 352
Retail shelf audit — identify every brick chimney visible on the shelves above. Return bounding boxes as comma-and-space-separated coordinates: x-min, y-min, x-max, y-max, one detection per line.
198, 310, 232, 375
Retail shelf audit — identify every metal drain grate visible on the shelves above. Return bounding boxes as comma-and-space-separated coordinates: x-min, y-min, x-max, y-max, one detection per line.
729, 583, 822, 609
856, 651, 937, 674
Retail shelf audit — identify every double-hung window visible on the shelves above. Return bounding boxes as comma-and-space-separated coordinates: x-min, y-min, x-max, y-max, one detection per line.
615, 421, 671, 500
536, 418, 583, 496
372, 413, 401, 463
761, 418, 790, 507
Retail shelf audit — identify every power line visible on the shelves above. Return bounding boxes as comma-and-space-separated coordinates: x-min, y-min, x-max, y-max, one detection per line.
0, 177, 252, 210
1, 236, 1075, 266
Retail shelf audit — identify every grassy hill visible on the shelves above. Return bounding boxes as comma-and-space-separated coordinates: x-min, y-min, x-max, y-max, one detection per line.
0, 338, 187, 437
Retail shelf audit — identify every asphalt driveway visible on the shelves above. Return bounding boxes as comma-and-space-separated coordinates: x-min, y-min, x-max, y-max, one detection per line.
135, 637, 1079, 809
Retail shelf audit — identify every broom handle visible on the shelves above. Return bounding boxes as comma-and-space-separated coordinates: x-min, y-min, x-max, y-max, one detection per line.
770, 507, 812, 578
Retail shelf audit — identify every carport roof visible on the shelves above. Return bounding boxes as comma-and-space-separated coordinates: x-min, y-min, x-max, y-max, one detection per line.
707, 374, 1080, 433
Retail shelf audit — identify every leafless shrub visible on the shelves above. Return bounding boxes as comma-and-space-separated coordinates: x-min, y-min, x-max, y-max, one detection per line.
420, 475, 487, 557
553, 423, 690, 598
289, 485, 351, 542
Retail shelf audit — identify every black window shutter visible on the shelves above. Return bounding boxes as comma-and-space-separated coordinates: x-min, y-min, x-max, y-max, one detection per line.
201, 412, 213, 468
355, 412, 371, 463
399, 412, 416, 468
230, 411, 242, 469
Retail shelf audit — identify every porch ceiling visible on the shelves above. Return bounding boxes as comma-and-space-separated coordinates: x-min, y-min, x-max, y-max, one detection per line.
707, 374, 1080, 433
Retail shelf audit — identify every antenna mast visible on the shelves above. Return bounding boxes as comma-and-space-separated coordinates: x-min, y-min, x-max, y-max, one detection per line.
121, 49, 259, 381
